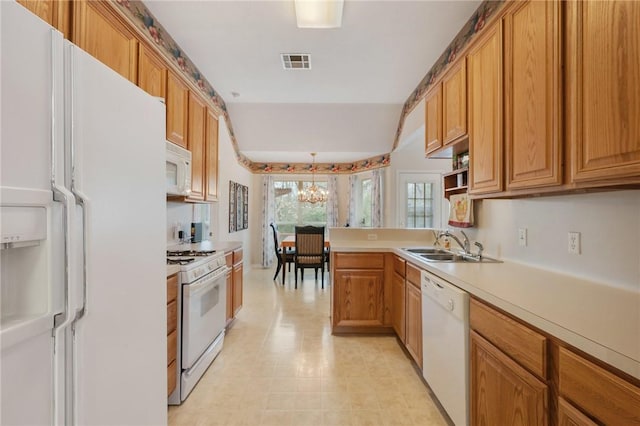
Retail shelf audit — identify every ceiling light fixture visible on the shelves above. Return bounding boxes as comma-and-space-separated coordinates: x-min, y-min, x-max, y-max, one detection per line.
298, 153, 328, 204
294, 0, 344, 28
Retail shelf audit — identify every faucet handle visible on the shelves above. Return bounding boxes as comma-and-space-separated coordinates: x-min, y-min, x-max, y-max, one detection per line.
474, 242, 484, 258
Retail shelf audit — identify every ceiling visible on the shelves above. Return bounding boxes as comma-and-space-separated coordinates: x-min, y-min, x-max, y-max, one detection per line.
144, 0, 481, 164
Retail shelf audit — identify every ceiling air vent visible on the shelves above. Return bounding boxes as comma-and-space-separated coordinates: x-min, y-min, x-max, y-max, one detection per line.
281, 53, 311, 70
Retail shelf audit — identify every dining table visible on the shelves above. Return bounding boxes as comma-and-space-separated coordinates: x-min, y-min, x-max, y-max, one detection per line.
281, 235, 331, 249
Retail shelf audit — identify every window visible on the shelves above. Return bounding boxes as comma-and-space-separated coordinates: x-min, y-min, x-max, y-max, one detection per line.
406, 182, 433, 228
397, 172, 442, 229
274, 180, 327, 233
357, 178, 373, 227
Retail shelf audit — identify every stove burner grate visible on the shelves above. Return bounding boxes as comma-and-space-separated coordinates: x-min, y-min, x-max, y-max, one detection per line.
167, 258, 195, 265
166, 249, 216, 257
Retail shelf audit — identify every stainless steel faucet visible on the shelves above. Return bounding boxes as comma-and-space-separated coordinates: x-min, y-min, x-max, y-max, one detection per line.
437, 229, 470, 254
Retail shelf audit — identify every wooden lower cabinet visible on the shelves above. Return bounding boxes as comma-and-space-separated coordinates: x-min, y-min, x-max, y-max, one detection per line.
558, 347, 640, 425
405, 280, 422, 369
166, 274, 178, 396
391, 271, 406, 343
232, 249, 243, 317
471, 330, 548, 425
331, 252, 389, 333
558, 397, 598, 426
225, 252, 233, 324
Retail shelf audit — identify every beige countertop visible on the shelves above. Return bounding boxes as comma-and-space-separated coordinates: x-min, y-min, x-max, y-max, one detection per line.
330, 239, 640, 380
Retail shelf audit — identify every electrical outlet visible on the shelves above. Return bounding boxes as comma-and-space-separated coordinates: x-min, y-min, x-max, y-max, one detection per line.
568, 232, 581, 254
367, 233, 378, 241
518, 228, 527, 247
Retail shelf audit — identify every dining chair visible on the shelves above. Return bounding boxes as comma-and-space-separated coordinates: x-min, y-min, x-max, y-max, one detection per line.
270, 223, 294, 285
294, 225, 326, 289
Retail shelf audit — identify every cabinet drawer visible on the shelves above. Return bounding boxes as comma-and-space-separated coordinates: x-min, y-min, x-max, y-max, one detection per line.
393, 255, 406, 277
167, 274, 178, 304
558, 397, 598, 426
334, 253, 385, 269
406, 263, 421, 288
167, 329, 177, 365
470, 299, 547, 379
167, 300, 177, 334
225, 252, 233, 268
559, 347, 640, 425
233, 248, 243, 265
167, 360, 177, 396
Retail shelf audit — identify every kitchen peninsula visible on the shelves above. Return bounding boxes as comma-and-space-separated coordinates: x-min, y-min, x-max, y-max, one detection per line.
329, 227, 640, 425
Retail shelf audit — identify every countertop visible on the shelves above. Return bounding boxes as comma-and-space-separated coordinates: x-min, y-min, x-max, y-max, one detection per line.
166, 240, 243, 277
330, 239, 640, 380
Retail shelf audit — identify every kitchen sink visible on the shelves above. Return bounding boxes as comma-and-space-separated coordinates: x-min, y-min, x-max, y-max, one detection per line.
402, 247, 450, 255
402, 247, 502, 263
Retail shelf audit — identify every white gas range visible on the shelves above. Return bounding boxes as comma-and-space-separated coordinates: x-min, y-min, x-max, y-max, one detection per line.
166, 247, 228, 404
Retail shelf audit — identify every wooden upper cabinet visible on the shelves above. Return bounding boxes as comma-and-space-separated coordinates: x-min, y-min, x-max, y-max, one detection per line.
442, 59, 468, 145
567, 1, 640, 183
137, 44, 167, 99
166, 71, 189, 148
72, 1, 138, 83
424, 83, 443, 155
205, 109, 219, 202
187, 92, 206, 201
505, 0, 562, 190
17, 0, 70, 38
468, 21, 503, 195
471, 331, 548, 426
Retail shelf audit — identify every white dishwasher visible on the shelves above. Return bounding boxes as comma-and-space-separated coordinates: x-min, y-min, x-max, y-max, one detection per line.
421, 270, 469, 426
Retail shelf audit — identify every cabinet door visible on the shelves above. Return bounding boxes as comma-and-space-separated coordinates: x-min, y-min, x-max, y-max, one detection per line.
72, 1, 138, 83
187, 92, 206, 200
137, 44, 166, 99
424, 83, 443, 155
333, 270, 384, 328
18, 1, 71, 39
166, 71, 189, 148
468, 22, 503, 195
405, 282, 422, 369
226, 271, 233, 323
471, 331, 548, 426
567, 1, 640, 183
391, 272, 406, 343
558, 398, 598, 426
232, 263, 243, 316
205, 109, 219, 201
505, 0, 562, 190
442, 59, 467, 145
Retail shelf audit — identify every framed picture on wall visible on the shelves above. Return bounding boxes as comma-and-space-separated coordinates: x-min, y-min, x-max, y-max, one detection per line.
229, 181, 248, 233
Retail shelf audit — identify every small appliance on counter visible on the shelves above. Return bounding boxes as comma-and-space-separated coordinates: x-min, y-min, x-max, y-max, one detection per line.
191, 222, 203, 243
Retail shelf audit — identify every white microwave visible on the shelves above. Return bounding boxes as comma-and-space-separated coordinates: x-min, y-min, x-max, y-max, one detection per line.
166, 141, 191, 196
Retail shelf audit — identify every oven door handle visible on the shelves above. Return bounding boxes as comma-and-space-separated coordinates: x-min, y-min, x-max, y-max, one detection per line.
184, 267, 228, 296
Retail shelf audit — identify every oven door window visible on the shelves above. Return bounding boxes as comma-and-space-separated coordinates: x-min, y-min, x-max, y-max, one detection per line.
199, 284, 219, 316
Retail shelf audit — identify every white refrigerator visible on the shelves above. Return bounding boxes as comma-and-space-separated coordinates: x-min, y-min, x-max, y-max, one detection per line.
1, 2, 167, 425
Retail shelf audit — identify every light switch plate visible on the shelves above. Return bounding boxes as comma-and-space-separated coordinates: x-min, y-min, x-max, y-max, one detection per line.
518, 228, 527, 247
568, 232, 581, 254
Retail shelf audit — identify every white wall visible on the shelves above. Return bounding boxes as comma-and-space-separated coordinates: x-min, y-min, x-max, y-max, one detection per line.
385, 132, 451, 227
166, 202, 210, 245
212, 118, 254, 264
463, 190, 640, 291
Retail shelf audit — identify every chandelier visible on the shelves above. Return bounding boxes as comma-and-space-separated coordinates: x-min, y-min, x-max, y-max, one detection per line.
298, 153, 328, 204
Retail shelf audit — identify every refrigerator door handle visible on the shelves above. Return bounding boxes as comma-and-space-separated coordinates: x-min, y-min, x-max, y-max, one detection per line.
49, 28, 77, 426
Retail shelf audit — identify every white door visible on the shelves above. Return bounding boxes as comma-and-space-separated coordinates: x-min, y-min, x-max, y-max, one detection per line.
1, 4, 66, 425
396, 172, 444, 229
67, 44, 167, 426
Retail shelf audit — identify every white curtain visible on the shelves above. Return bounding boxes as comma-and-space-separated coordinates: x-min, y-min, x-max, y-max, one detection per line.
326, 175, 339, 228
261, 175, 275, 268
371, 169, 384, 228
348, 174, 358, 227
